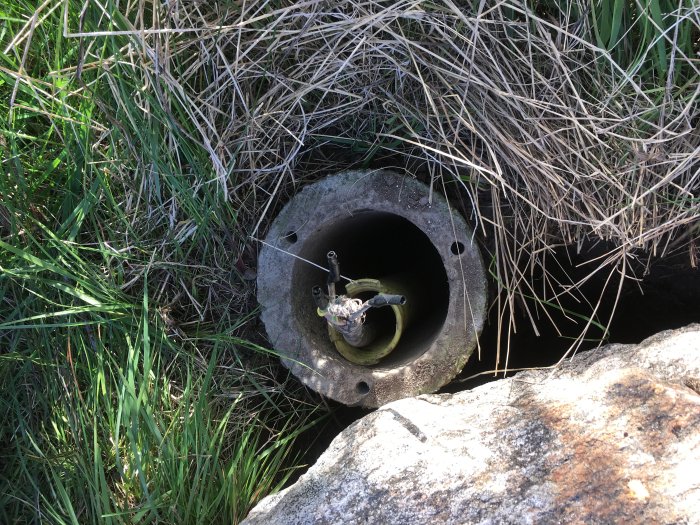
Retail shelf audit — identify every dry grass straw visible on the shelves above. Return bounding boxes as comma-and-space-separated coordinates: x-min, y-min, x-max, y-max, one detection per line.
73, 0, 699, 371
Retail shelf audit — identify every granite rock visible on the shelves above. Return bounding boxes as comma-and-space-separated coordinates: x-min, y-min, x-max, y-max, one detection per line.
244, 325, 700, 524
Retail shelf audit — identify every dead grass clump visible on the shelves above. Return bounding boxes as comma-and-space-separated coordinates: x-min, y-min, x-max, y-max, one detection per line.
74, 0, 699, 369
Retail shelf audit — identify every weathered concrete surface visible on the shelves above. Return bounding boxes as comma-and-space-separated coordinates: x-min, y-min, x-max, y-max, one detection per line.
244, 324, 700, 524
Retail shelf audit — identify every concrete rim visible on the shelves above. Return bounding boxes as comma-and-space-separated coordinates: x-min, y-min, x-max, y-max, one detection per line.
257, 170, 487, 407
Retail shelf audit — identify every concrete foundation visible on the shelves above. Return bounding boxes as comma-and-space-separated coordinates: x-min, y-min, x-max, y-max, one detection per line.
256, 170, 487, 407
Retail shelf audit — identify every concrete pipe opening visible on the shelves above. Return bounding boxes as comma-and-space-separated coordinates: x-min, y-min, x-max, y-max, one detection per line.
257, 170, 487, 408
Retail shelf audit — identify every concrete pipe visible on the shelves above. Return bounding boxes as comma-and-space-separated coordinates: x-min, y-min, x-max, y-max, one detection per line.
256, 170, 487, 408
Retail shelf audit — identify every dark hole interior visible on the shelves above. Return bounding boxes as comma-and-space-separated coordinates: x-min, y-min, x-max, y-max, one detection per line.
446, 244, 700, 391
356, 381, 370, 395
291, 211, 450, 369
451, 241, 465, 255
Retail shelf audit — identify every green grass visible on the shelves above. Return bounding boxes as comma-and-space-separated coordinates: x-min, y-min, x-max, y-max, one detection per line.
590, 0, 698, 83
1, 1, 321, 523
0, 227, 313, 523
515, 0, 698, 85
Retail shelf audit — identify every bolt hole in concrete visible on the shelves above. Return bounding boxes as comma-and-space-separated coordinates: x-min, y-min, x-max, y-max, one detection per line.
356, 381, 370, 395
283, 231, 298, 244
450, 241, 465, 255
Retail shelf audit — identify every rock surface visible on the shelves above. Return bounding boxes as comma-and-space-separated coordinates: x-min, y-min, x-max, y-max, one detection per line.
244, 325, 700, 525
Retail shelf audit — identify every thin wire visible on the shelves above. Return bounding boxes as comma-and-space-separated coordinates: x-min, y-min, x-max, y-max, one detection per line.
250, 236, 354, 282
